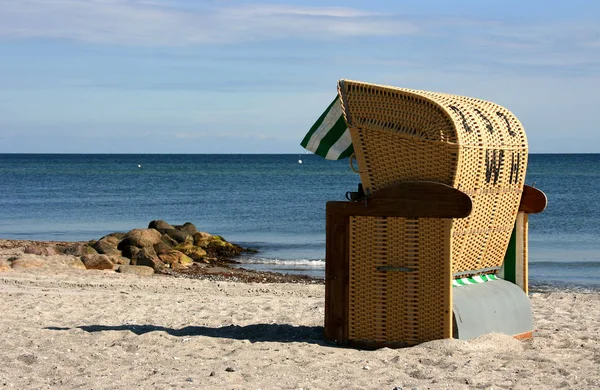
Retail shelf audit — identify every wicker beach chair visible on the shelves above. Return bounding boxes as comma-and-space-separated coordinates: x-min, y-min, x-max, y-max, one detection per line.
322, 80, 547, 348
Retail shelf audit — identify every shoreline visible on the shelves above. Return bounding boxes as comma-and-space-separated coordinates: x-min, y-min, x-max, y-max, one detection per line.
0, 238, 323, 284
3, 238, 598, 292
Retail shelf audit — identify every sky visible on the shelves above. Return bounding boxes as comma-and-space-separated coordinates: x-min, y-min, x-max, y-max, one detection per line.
0, 0, 599, 154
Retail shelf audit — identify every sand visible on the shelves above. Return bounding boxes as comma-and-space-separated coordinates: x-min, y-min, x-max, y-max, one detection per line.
0, 250, 599, 389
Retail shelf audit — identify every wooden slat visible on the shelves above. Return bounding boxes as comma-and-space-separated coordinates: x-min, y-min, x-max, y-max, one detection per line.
328, 181, 472, 219
502, 212, 529, 293
324, 205, 349, 344
521, 213, 529, 294
519, 185, 547, 214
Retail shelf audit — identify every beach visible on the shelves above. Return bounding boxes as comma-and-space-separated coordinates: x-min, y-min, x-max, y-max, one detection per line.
1, 242, 599, 389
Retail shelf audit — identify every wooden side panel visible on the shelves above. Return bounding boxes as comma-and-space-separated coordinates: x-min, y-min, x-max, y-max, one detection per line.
519, 185, 547, 214
324, 203, 349, 344
503, 212, 527, 293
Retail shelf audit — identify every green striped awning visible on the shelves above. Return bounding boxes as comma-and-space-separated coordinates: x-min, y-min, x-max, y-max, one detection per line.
300, 96, 354, 160
452, 274, 498, 287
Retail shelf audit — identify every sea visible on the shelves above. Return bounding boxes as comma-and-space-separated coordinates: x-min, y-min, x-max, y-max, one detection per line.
1, 153, 599, 292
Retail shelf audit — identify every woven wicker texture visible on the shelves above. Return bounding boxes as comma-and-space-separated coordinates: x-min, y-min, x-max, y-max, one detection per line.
348, 216, 452, 345
338, 80, 528, 275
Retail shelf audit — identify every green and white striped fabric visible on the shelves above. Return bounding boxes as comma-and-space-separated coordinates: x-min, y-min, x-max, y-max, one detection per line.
300, 96, 354, 160
452, 274, 498, 287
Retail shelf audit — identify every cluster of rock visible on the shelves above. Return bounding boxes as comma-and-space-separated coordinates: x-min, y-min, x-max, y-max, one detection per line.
1, 221, 247, 276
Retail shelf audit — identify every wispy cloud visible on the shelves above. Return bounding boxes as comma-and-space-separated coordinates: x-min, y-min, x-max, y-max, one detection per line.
0, 0, 420, 45
1, 0, 598, 77
459, 23, 600, 76
173, 131, 282, 141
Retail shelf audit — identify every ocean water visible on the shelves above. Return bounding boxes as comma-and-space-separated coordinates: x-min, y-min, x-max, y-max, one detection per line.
0, 153, 599, 291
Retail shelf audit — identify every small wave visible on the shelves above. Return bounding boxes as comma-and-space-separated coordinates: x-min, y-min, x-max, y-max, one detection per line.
235, 242, 325, 250
237, 258, 325, 268
529, 261, 600, 268
529, 281, 600, 293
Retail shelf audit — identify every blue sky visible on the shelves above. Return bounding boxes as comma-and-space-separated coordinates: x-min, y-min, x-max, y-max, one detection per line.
0, 0, 598, 153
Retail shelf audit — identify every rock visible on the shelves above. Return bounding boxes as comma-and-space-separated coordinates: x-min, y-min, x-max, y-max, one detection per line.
118, 229, 162, 249
177, 254, 193, 266
62, 243, 98, 256
0, 259, 12, 272
158, 250, 193, 267
136, 245, 157, 259
193, 232, 212, 247
81, 254, 114, 270
174, 243, 207, 261
92, 238, 121, 256
108, 255, 130, 265
99, 235, 121, 245
153, 241, 174, 255
9, 255, 86, 270
171, 261, 193, 270
120, 246, 140, 260
116, 265, 154, 276
175, 222, 197, 236
164, 228, 190, 244
51, 256, 87, 270
160, 234, 179, 247
24, 244, 59, 256
157, 250, 178, 264
106, 232, 127, 241
148, 220, 174, 233
10, 257, 46, 269
132, 247, 164, 271
205, 236, 243, 258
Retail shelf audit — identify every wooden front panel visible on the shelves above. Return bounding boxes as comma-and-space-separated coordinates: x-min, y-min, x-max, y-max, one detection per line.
324, 205, 349, 344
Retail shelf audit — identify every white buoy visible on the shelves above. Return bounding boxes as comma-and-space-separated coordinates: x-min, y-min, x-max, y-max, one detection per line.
138, 164, 142, 168
298, 159, 302, 164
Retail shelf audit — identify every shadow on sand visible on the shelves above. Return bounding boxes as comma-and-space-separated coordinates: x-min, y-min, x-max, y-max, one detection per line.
46, 324, 330, 346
